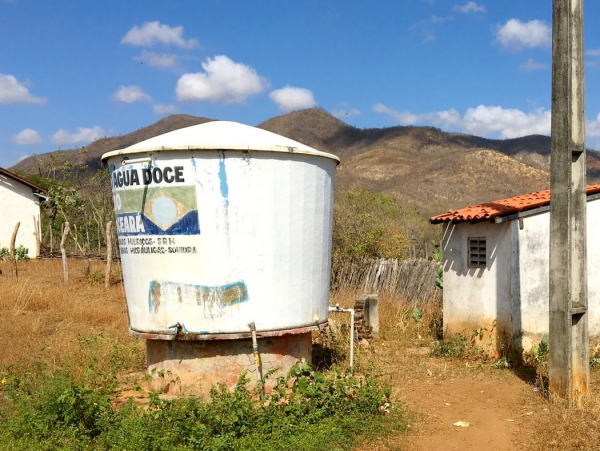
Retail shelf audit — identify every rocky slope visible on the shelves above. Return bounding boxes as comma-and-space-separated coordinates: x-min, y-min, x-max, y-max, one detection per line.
13, 108, 597, 216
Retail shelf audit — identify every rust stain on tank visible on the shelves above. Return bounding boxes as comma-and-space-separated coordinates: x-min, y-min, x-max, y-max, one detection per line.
147, 280, 249, 319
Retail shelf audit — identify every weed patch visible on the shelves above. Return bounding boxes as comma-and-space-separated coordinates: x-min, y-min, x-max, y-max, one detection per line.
0, 349, 401, 450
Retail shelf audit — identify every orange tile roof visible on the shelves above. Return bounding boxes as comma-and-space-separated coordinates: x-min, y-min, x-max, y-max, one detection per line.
430, 184, 600, 224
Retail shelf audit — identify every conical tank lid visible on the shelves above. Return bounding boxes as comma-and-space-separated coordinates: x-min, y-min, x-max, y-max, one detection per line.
101, 120, 340, 163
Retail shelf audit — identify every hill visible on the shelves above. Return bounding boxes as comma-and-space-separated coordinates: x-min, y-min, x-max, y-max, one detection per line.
258, 109, 551, 215
12, 114, 214, 174
13, 107, 599, 216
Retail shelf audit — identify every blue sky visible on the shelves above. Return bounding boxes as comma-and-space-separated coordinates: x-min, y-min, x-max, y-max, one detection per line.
2, 0, 600, 167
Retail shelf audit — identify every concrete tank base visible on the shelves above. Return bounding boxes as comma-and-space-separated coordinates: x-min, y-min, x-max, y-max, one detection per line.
146, 332, 313, 397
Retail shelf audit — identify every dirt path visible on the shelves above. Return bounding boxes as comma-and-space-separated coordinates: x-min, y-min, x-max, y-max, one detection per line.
367, 344, 548, 450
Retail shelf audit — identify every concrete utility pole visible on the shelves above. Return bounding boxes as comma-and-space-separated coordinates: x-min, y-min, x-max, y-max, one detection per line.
549, 0, 589, 404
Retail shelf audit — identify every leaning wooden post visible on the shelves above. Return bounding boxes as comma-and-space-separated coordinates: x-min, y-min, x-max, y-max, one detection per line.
49, 218, 53, 255
549, 0, 589, 404
33, 215, 40, 258
105, 221, 112, 289
10, 222, 20, 280
73, 224, 78, 256
61, 222, 70, 284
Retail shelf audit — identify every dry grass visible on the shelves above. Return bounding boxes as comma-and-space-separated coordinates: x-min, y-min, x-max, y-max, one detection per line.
329, 287, 442, 341
526, 381, 600, 450
0, 258, 142, 369
4, 260, 600, 449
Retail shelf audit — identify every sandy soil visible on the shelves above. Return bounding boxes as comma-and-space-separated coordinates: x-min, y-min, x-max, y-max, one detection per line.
359, 344, 548, 450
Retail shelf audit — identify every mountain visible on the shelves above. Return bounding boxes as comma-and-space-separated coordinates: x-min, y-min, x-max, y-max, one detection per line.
12, 114, 214, 174
447, 133, 600, 179
12, 108, 597, 217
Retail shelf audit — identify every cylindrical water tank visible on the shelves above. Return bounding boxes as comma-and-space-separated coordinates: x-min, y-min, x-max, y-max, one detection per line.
102, 121, 339, 337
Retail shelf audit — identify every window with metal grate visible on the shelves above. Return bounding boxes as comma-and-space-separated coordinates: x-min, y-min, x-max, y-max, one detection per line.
468, 237, 486, 268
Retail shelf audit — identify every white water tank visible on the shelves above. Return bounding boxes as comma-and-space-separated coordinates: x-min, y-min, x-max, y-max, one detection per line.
102, 121, 339, 337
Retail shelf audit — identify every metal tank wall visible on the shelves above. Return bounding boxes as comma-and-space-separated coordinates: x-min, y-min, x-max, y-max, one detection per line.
106, 149, 336, 336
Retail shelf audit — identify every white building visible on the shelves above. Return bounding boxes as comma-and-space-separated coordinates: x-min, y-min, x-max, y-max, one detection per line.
430, 185, 600, 353
0, 167, 45, 258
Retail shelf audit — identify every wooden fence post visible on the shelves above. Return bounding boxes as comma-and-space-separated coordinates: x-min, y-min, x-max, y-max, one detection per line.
105, 221, 112, 289
61, 222, 70, 284
10, 222, 20, 280
49, 218, 53, 255
33, 215, 40, 258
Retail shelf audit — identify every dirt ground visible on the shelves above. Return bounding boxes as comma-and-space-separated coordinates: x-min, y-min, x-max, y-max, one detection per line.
353, 337, 600, 451
2, 259, 600, 450
382, 348, 543, 450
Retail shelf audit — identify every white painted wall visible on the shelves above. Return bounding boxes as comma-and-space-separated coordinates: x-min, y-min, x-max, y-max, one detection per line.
442, 198, 600, 351
442, 220, 513, 345
0, 173, 40, 258
515, 199, 600, 350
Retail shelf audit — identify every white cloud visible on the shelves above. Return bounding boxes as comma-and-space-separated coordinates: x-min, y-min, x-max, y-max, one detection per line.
176, 55, 267, 104
13, 129, 43, 145
121, 21, 198, 48
430, 15, 453, 24
373, 103, 551, 139
0, 74, 46, 104
422, 32, 436, 43
134, 50, 179, 68
51, 126, 106, 146
153, 104, 179, 115
373, 103, 461, 129
586, 113, 600, 138
410, 15, 453, 43
269, 86, 316, 112
495, 19, 551, 51
410, 14, 453, 29
462, 105, 550, 138
453, 2, 486, 13
113, 85, 152, 103
331, 105, 361, 118
586, 48, 600, 57
519, 58, 548, 72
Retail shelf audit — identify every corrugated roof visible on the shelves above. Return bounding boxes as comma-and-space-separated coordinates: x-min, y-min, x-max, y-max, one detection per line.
430, 184, 600, 224
0, 167, 46, 193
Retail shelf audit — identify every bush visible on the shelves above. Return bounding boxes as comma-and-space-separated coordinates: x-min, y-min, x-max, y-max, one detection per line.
333, 189, 436, 263
0, 355, 399, 450
0, 245, 29, 261
15, 245, 29, 261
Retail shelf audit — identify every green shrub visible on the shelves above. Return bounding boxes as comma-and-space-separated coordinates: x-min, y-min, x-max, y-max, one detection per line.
0, 355, 400, 450
430, 240, 443, 290
15, 245, 29, 261
431, 333, 470, 358
0, 245, 29, 261
88, 269, 105, 285
332, 189, 436, 263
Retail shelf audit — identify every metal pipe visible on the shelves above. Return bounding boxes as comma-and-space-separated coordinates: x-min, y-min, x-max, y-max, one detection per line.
248, 322, 264, 397
328, 304, 355, 372
33, 192, 50, 201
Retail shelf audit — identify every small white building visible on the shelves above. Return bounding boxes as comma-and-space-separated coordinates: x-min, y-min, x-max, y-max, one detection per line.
430, 185, 600, 353
0, 167, 45, 258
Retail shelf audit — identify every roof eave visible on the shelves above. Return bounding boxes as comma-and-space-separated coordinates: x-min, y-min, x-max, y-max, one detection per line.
0, 168, 47, 193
